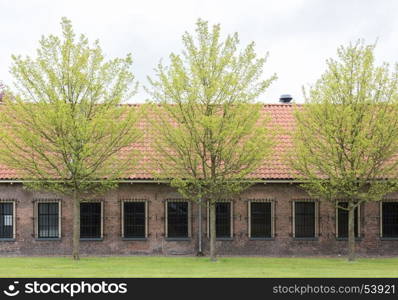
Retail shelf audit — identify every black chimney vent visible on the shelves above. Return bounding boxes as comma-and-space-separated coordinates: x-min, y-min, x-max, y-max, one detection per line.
279, 94, 293, 103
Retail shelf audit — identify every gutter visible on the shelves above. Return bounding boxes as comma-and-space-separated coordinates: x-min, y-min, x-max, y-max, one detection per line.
0, 179, 302, 184
3, 178, 390, 184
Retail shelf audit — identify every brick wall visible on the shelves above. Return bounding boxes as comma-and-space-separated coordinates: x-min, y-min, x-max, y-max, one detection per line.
0, 182, 397, 256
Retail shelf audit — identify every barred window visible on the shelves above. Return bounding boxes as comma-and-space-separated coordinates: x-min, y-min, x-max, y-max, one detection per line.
167, 201, 189, 238
294, 201, 316, 238
80, 202, 102, 239
0, 203, 14, 239
337, 202, 359, 238
250, 202, 272, 238
216, 202, 231, 238
123, 202, 146, 238
382, 202, 398, 238
38, 203, 59, 238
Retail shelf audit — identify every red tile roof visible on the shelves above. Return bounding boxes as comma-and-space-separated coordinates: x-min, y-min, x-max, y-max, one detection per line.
248, 104, 297, 180
0, 103, 298, 181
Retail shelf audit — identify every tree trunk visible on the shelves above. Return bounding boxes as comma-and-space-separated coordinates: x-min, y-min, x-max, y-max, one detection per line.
347, 203, 355, 262
197, 198, 203, 256
72, 190, 80, 260
210, 203, 217, 262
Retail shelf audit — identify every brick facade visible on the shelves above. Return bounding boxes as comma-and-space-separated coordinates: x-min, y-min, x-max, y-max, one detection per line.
0, 182, 397, 256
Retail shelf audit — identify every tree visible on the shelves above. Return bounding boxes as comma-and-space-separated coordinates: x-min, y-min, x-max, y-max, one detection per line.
0, 81, 5, 101
289, 41, 398, 261
0, 18, 142, 260
146, 19, 276, 261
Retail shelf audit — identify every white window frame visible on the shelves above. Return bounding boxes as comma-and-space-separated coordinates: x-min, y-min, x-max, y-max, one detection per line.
335, 201, 361, 239
121, 199, 148, 239
34, 199, 62, 239
207, 200, 233, 239
165, 199, 191, 238
292, 199, 319, 238
0, 200, 16, 240
80, 200, 104, 239
248, 199, 275, 239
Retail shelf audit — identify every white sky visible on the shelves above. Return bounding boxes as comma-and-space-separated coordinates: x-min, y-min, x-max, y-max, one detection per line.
1, 0, 398, 103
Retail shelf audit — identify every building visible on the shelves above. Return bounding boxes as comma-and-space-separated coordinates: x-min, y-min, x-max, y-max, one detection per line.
0, 103, 397, 256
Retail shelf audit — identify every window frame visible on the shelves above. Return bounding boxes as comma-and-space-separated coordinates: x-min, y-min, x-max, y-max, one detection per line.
335, 201, 361, 239
248, 199, 275, 239
34, 199, 62, 240
292, 199, 319, 239
165, 199, 191, 240
207, 201, 234, 240
380, 200, 398, 239
121, 199, 148, 240
80, 201, 104, 240
0, 200, 16, 240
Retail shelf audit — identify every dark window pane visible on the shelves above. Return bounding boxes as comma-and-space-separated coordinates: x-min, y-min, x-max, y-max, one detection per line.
250, 202, 272, 238
80, 202, 102, 238
38, 203, 47, 214
382, 202, 398, 238
167, 202, 188, 238
216, 202, 231, 238
124, 202, 146, 238
295, 202, 316, 238
49, 203, 58, 214
38, 203, 59, 238
337, 202, 359, 238
0, 203, 13, 239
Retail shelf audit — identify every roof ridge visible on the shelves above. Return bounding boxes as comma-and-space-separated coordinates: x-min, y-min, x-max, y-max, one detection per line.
121, 103, 302, 107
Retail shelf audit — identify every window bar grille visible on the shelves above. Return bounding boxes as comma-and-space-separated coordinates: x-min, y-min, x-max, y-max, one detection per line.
382, 202, 398, 238
250, 202, 272, 238
0, 203, 13, 239
80, 202, 102, 239
38, 202, 59, 238
123, 201, 146, 238
167, 201, 189, 238
216, 202, 231, 238
336, 202, 359, 238
294, 201, 316, 238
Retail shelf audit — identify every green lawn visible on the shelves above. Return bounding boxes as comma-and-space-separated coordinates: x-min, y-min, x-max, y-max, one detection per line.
0, 256, 397, 277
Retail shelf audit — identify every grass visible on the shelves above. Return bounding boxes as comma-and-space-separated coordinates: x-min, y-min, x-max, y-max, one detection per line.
0, 256, 397, 277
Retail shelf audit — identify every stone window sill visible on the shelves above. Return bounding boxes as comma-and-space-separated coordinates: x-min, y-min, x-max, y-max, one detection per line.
165, 237, 191, 241
293, 237, 318, 241
335, 237, 362, 241
122, 237, 147, 241
249, 237, 275, 241
80, 238, 103, 241
0, 238, 15, 242
35, 238, 61, 241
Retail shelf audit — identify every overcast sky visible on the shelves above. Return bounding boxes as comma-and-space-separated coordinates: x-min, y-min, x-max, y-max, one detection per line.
1, 0, 398, 103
